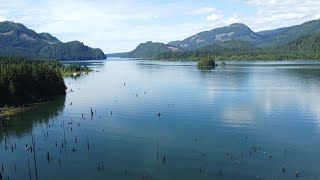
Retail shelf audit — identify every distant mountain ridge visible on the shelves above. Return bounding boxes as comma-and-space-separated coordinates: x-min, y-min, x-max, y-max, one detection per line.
168, 23, 262, 50
120, 19, 320, 59
155, 33, 320, 61
256, 19, 320, 47
0, 21, 106, 60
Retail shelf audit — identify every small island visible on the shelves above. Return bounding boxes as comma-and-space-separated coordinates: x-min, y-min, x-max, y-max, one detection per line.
0, 57, 92, 118
197, 57, 216, 70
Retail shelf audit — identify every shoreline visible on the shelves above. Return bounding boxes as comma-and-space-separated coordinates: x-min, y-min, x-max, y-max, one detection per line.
61, 66, 94, 77
0, 106, 33, 119
0, 96, 62, 119
0, 69, 91, 120
61, 69, 93, 77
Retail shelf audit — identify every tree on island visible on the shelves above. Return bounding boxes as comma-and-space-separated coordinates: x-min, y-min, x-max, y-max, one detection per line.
197, 57, 216, 70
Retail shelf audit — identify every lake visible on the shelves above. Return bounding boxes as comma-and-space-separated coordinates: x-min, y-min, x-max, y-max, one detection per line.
1, 59, 320, 180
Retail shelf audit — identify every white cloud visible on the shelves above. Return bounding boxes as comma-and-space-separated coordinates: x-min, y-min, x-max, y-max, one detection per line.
241, 0, 320, 31
193, 7, 221, 15
206, 13, 223, 21
225, 13, 242, 25
0, 16, 7, 22
191, 7, 224, 22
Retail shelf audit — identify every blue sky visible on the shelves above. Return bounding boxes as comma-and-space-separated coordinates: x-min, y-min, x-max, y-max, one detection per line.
1, 0, 320, 53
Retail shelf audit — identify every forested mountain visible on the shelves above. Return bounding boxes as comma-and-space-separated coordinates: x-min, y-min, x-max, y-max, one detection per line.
169, 19, 320, 50
198, 40, 257, 52
123, 19, 320, 59
38, 41, 106, 61
123, 41, 181, 59
0, 21, 106, 60
280, 33, 320, 52
257, 27, 292, 37
38, 33, 60, 44
155, 34, 320, 61
168, 23, 262, 50
0, 21, 60, 56
256, 19, 320, 47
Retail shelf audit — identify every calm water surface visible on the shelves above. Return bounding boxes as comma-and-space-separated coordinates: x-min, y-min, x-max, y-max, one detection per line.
1, 59, 320, 180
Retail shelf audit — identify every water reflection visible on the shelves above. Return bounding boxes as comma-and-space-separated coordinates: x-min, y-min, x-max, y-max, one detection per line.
0, 96, 65, 141
286, 67, 320, 87
1, 59, 320, 179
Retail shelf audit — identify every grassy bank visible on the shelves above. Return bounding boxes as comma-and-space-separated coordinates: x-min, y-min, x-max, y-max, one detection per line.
0, 98, 61, 120
0, 106, 32, 119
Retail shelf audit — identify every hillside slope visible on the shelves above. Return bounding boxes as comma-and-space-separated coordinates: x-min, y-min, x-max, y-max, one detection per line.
124, 41, 181, 58
0, 21, 106, 60
168, 23, 263, 50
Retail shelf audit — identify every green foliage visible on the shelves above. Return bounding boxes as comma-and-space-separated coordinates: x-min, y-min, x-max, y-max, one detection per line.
0, 21, 55, 57
197, 57, 216, 69
0, 57, 68, 107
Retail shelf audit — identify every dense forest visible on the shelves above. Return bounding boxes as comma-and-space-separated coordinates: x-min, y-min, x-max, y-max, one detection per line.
0, 57, 87, 107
